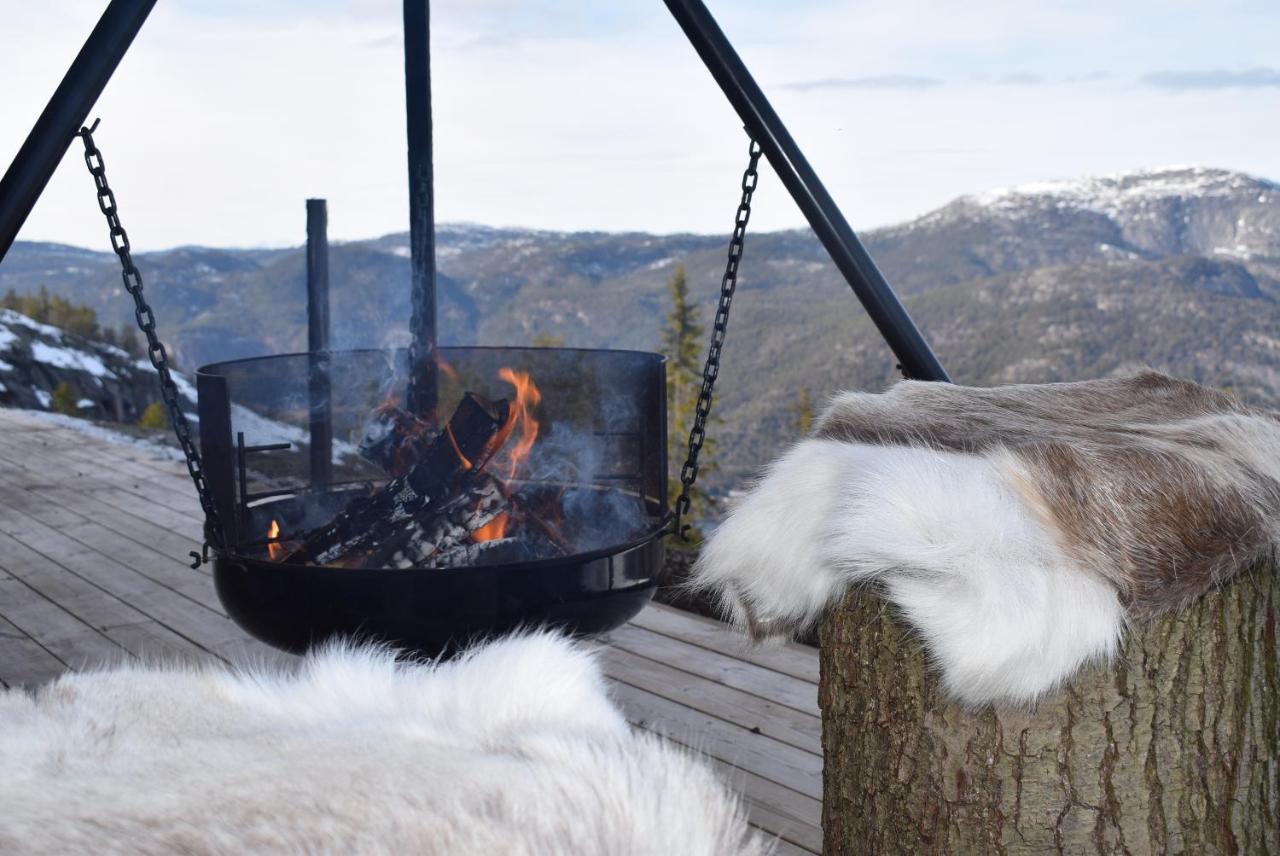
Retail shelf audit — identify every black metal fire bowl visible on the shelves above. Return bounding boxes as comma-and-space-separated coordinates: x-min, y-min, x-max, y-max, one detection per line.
213, 512, 664, 659
197, 346, 669, 658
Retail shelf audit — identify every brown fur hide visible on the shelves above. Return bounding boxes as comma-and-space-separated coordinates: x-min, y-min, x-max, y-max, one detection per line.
816, 371, 1280, 616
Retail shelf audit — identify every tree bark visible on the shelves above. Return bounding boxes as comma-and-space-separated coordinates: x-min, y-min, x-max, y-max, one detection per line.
819, 562, 1279, 854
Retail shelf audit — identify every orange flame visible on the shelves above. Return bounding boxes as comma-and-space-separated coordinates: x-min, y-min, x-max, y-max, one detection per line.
472, 513, 510, 543
444, 424, 473, 470
496, 367, 541, 479
267, 519, 284, 560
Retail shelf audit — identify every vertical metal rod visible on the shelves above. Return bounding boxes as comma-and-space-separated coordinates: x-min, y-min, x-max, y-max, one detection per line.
306, 198, 333, 487
662, 0, 950, 382
0, 0, 157, 264
403, 0, 439, 419
196, 372, 239, 548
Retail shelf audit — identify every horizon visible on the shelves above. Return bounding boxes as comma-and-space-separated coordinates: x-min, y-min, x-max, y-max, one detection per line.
8, 161, 1275, 255
4, 1, 1279, 251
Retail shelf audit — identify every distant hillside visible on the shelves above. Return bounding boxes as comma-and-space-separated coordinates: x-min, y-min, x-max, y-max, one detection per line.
0, 308, 160, 420
4, 165, 1279, 492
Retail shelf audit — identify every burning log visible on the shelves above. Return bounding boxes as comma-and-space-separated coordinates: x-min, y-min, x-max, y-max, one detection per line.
284, 392, 510, 566
358, 401, 438, 477
279, 366, 575, 571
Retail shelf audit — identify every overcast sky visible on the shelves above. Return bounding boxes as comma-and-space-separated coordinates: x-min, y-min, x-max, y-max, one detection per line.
3, 0, 1279, 250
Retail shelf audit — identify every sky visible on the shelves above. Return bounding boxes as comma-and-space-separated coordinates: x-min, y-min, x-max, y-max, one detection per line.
2, 0, 1279, 251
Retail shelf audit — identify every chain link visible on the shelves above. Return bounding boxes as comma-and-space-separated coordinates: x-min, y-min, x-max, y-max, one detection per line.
673, 138, 762, 539
77, 121, 225, 566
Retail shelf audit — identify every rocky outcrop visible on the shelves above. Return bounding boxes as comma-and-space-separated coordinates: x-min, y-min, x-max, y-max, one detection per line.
0, 309, 167, 422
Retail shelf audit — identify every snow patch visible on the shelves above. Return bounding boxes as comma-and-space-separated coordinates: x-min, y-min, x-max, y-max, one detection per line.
0, 308, 63, 339
0, 358, 12, 372
960, 166, 1276, 221
30, 341, 117, 379
34, 389, 51, 408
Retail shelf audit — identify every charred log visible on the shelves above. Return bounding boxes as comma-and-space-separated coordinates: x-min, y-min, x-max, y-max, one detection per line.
358, 402, 438, 477
284, 392, 509, 566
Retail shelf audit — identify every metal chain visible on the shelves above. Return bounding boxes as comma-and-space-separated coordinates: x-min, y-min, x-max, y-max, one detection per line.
76, 120, 225, 566
673, 137, 762, 539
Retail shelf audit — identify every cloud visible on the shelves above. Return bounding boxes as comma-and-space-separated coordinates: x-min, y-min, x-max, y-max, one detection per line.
997, 72, 1045, 85
1142, 67, 1280, 90
783, 75, 944, 93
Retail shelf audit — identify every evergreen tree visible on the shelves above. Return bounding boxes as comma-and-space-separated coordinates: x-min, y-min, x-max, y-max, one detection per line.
660, 264, 715, 530
51, 382, 79, 416
531, 333, 566, 348
35, 285, 51, 324
791, 387, 815, 435
138, 401, 168, 430
120, 326, 144, 359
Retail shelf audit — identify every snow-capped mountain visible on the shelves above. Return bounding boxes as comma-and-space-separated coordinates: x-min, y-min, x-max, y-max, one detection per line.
872, 166, 1280, 292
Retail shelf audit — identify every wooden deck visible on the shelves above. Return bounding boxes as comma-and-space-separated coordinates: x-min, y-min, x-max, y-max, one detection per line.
0, 407, 821, 854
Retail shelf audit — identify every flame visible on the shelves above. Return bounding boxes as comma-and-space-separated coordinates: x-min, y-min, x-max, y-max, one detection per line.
437, 358, 459, 383
444, 424, 473, 470
267, 519, 284, 560
472, 513, 510, 543
496, 367, 541, 479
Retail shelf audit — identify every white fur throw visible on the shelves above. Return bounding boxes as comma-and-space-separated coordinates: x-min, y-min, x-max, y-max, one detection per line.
694, 371, 1280, 707
0, 633, 768, 855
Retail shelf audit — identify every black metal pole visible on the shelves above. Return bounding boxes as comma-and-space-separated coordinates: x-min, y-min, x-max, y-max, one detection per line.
0, 0, 157, 264
306, 198, 333, 487
403, 0, 439, 419
662, 0, 949, 382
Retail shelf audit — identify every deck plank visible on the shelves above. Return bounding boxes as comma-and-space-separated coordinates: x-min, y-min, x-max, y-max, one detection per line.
608, 622, 819, 715
630, 603, 819, 683
0, 410, 822, 851
602, 644, 822, 755
0, 611, 68, 689
607, 679, 822, 801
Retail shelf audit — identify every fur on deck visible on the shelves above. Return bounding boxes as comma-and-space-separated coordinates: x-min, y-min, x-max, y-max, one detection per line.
0, 633, 768, 856
695, 371, 1280, 706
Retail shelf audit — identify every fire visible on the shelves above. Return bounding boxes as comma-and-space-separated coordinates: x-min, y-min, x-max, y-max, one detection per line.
472, 513, 510, 543
444, 424, 473, 470
496, 367, 541, 480
267, 519, 284, 560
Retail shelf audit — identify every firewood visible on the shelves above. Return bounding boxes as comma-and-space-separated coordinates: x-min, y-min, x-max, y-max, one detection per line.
283, 393, 509, 566
358, 402, 437, 477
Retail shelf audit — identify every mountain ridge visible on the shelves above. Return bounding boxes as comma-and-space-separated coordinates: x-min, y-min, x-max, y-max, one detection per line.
4, 164, 1279, 491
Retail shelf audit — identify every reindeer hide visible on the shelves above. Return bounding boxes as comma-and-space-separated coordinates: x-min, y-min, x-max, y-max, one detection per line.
694, 371, 1280, 706
0, 634, 767, 855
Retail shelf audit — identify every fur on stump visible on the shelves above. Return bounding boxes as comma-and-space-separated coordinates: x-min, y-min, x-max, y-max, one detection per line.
818, 562, 1280, 854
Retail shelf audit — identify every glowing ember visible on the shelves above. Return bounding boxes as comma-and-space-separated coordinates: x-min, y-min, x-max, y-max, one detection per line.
267, 519, 284, 560
495, 367, 541, 480
472, 513, 510, 543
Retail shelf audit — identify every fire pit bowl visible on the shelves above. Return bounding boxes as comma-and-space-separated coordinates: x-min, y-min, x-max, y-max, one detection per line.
196, 347, 668, 657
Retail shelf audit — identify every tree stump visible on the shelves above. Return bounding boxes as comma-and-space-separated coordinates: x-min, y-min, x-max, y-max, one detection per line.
819, 563, 1279, 854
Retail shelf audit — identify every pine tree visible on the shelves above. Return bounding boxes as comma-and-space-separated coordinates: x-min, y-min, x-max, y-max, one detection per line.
120, 326, 144, 359
137, 401, 168, 430
531, 333, 566, 348
791, 387, 815, 435
660, 264, 715, 530
51, 382, 79, 416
